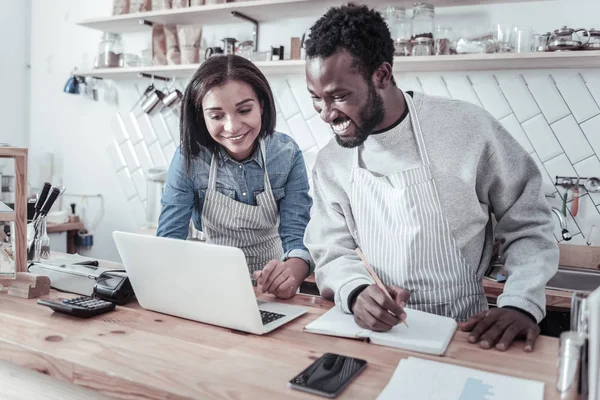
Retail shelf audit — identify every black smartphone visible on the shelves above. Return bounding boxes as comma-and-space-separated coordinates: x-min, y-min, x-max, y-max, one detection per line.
288, 353, 367, 398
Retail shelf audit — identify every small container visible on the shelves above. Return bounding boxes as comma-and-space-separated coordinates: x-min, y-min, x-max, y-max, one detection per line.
435, 25, 452, 55
271, 46, 284, 61
582, 28, 600, 50
513, 25, 533, 53
533, 32, 551, 52
411, 3, 435, 40
384, 5, 411, 55
26, 216, 50, 262
556, 331, 585, 400
95, 33, 124, 68
222, 37, 238, 56
395, 39, 411, 56
411, 36, 434, 56
237, 40, 254, 60
0, 222, 16, 278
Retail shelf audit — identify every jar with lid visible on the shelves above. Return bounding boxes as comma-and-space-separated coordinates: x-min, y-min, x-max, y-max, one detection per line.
383, 6, 411, 56
95, 32, 124, 68
411, 36, 434, 56
411, 3, 435, 40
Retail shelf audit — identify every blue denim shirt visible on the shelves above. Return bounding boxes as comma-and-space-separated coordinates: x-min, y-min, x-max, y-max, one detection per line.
157, 131, 314, 272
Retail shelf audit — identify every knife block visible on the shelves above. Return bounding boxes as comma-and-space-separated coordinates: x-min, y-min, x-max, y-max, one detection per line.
0, 147, 49, 298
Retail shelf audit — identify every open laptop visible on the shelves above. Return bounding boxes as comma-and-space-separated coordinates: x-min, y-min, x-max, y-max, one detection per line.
112, 231, 307, 335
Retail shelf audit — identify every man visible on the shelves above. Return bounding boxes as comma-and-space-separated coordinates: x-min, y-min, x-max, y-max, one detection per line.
303, 4, 558, 352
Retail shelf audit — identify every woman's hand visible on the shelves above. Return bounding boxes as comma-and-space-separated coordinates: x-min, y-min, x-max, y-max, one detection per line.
252, 258, 309, 299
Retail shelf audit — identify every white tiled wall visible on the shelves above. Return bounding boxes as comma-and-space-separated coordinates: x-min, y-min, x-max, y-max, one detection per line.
107, 69, 600, 246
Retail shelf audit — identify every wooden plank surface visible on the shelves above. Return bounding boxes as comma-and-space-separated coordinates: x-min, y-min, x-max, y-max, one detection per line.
47, 222, 85, 234
0, 288, 561, 399
13, 150, 27, 272
0, 360, 112, 400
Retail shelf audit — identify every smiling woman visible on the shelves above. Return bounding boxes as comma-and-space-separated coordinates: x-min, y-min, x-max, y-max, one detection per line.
156, 55, 314, 300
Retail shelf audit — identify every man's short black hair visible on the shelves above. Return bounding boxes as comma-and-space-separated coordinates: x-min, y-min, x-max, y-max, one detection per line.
304, 4, 395, 81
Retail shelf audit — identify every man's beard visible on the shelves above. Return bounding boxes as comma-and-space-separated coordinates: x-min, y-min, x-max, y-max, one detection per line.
335, 84, 385, 149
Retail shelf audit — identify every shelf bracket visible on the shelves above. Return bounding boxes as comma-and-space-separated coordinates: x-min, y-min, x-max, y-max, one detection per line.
138, 72, 170, 82
231, 11, 258, 51
138, 19, 153, 28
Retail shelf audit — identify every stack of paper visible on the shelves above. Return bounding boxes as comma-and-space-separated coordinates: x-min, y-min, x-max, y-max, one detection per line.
378, 357, 544, 400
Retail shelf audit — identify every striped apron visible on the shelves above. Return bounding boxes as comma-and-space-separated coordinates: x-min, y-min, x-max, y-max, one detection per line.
349, 93, 487, 321
201, 140, 283, 275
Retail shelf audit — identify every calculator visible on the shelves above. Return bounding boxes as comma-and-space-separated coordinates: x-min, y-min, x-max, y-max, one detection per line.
37, 296, 116, 318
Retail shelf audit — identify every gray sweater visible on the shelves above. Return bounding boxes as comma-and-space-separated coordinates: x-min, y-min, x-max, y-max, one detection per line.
304, 91, 559, 322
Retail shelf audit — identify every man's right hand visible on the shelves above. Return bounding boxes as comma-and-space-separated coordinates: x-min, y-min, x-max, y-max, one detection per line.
351, 284, 410, 332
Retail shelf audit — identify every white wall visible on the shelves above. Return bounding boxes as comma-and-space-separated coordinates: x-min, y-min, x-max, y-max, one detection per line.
0, 0, 31, 175
29, 0, 600, 261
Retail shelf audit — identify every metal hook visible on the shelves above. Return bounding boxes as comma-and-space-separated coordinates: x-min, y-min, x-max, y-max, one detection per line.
231, 11, 258, 51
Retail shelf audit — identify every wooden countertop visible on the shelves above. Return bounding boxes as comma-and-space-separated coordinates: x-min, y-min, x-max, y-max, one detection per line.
482, 278, 573, 311
0, 290, 562, 399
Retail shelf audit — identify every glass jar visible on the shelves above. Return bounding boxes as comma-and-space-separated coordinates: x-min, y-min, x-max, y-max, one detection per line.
412, 37, 434, 56
95, 33, 124, 68
0, 222, 16, 277
26, 216, 50, 262
411, 3, 435, 40
435, 25, 452, 55
383, 6, 411, 56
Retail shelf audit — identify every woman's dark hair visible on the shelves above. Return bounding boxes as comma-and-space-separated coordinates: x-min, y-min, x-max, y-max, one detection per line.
180, 55, 277, 173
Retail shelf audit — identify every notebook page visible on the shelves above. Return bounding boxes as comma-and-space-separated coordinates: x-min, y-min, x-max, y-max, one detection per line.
378, 357, 544, 400
369, 308, 457, 355
304, 306, 370, 339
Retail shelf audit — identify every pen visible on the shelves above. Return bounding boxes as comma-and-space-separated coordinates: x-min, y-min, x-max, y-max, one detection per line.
355, 248, 409, 328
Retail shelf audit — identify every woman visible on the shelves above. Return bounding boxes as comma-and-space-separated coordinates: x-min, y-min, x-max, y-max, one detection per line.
157, 55, 313, 299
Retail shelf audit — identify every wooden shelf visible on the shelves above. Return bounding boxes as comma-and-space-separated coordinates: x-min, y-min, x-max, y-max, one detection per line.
77, 0, 552, 33
76, 51, 600, 80
0, 147, 27, 158
0, 212, 16, 223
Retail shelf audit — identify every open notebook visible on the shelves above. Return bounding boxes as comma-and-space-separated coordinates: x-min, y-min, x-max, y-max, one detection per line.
304, 306, 457, 356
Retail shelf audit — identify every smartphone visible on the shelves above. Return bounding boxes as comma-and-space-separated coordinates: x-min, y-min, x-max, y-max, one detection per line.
288, 353, 367, 398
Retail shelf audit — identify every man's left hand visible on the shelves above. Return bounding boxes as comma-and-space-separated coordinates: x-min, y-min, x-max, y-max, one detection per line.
458, 308, 540, 352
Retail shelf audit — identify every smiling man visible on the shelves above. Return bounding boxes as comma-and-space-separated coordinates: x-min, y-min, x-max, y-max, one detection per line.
303, 4, 559, 352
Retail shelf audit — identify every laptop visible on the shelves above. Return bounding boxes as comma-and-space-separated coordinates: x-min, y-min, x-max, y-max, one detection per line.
112, 231, 308, 335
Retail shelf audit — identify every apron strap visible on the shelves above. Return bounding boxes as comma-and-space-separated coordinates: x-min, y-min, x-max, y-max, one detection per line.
259, 139, 273, 193
353, 92, 431, 168
404, 92, 431, 166
208, 150, 218, 190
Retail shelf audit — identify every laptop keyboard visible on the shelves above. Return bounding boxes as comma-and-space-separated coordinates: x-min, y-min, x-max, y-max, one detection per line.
260, 310, 286, 325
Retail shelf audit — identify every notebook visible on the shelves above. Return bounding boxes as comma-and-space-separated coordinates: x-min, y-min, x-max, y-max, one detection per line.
378, 357, 544, 400
304, 306, 457, 356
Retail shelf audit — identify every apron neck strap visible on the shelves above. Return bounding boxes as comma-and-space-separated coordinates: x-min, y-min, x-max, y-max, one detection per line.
208, 139, 271, 191
208, 149, 219, 189
404, 92, 430, 166
259, 139, 273, 192
352, 92, 430, 167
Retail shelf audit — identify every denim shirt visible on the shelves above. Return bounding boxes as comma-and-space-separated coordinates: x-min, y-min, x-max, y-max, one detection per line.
157, 131, 314, 272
